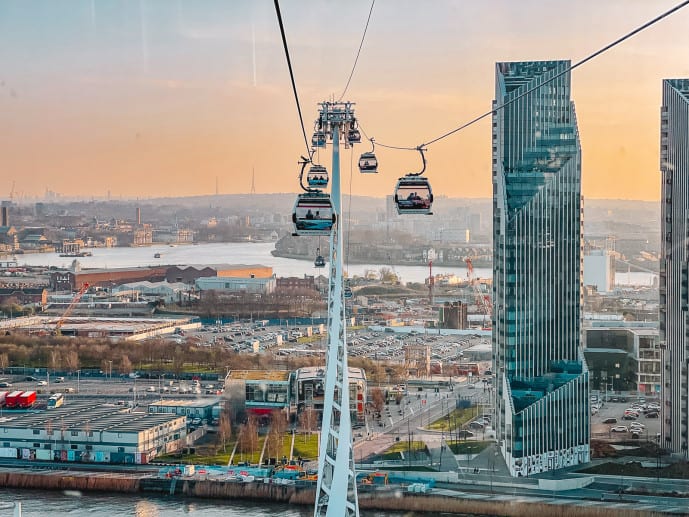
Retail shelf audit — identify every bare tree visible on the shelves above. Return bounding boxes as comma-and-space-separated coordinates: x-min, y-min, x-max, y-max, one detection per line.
370, 387, 386, 415
0, 352, 8, 373
265, 410, 287, 461
119, 354, 133, 375
299, 407, 317, 441
49, 349, 61, 372
63, 349, 79, 372
237, 415, 258, 461
217, 408, 232, 453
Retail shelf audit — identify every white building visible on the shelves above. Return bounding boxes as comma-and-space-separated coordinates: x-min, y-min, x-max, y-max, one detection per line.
583, 250, 615, 293
195, 275, 276, 294
0, 401, 186, 464
112, 281, 191, 304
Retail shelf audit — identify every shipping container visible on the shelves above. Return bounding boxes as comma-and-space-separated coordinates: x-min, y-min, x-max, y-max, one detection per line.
36, 449, 52, 461
0, 447, 18, 459
5, 391, 23, 408
18, 391, 37, 408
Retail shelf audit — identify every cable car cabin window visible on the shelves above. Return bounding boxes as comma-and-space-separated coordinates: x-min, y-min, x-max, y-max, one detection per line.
292, 194, 335, 236
358, 152, 378, 173
394, 178, 433, 215
347, 129, 361, 144
312, 131, 326, 148
307, 165, 329, 188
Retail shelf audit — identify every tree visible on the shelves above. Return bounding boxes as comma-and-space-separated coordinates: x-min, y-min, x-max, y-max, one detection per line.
49, 349, 61, 372
119, 354, 132, 375
370, 387, 386, 415
237, 415, 258, 461
63, 349, 79, 372
299, 406, 317, 438
265, 410, 288, 462
217, 408, 232, 453
0, 352, 8, 373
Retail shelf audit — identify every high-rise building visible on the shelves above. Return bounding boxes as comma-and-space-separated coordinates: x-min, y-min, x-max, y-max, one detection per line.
659, 78, 689, 457
492, 60, 589, 477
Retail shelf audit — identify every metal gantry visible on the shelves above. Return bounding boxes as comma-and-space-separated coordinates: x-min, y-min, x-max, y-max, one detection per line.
313, 101, 359, 517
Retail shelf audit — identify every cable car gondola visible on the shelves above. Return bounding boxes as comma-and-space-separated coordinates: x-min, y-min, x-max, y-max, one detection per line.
393, 148, 433, 215
292, 192, 335, 236
312, 130, 326, 148
347, 128, 361, 145
307, 165, 329, 188
314, 247, 326, 268
358, 139, 378, 174
344, 285, 353, 299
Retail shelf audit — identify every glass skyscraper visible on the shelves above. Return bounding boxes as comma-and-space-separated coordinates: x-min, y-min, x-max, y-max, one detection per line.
660, 78, 689, 457
492, 60, 589, 477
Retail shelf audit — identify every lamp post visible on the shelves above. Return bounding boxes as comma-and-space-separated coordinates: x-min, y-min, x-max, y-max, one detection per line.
77, 370, 80, 394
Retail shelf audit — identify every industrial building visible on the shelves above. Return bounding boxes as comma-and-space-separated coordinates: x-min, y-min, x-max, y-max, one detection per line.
147, 398, 221, 421
0, 401, 186, 464
195, 275, 276, 294
659, 78, 689, 456
0, 315, 200, 341
492, 60, 589, 477
50, 266, 168, 291
111, 281, 192, 305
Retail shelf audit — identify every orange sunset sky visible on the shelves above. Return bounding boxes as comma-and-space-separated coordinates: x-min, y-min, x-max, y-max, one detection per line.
1, 0, 688, 201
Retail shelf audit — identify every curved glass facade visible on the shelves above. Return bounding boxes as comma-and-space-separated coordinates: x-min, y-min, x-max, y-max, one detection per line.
492, 61, 590, 476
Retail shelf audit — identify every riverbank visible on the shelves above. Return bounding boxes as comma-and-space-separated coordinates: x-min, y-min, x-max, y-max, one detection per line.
270, 249, 492, 269
0, 469, 666, 517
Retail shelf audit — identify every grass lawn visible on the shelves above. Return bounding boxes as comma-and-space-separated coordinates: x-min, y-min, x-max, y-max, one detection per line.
292, 433, 319, 460
427, 407, 476, 432
447, 440, 491, 455
380, 440, 427, 460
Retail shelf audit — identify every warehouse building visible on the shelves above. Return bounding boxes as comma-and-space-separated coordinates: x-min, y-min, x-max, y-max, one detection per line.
0, 401, 186, 464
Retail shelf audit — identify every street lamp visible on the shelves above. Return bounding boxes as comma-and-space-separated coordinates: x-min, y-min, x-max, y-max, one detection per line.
77, 370, 80, 393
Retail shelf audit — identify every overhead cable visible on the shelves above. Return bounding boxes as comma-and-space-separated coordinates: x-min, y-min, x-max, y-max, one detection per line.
372, 0, 689, 152
338, 0, 376, 102
273, 0, 311, 158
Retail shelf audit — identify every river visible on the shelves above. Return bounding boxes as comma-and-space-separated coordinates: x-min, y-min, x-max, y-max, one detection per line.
12, 242, 491, 285
12, 242, 655, 286
0, 488, 412, 516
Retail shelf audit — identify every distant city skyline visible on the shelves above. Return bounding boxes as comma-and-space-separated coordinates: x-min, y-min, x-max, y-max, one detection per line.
1, 0, 688, 201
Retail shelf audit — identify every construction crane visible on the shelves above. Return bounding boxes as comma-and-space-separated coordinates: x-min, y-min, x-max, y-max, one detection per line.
465, 258, 492, 329
54, 283, 89, 336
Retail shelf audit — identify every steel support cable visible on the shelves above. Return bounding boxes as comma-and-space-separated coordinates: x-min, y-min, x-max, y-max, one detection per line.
370, 0, 689, 151
338, 0, 376, 102
273, 0, 311, 158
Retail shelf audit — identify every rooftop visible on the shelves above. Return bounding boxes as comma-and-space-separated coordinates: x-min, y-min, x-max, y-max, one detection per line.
0, 401, 183, 433
226, 370, 291, 382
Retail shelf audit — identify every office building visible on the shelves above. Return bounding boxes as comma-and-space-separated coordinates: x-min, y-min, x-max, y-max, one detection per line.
659, 78, 689, 456
492, 60, 589, 476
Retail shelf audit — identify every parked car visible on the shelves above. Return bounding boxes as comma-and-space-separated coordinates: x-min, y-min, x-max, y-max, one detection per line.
602, 417, 617, 424
0, 382, 12, 388
622, 414, 636, 421
645, 411, 659, 418
55, 377, 65, 383
457, 430, 475, 439
37, 380, 47, 386
25, 376, 38, 382
610, 426, 628, 433
146, 386, 156, 392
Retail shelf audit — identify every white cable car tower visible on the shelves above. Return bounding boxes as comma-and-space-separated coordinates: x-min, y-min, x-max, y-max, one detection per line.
314, 101, 359, 517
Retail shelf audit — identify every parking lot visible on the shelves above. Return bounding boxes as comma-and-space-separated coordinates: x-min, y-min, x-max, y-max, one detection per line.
590, 393, 661, 442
